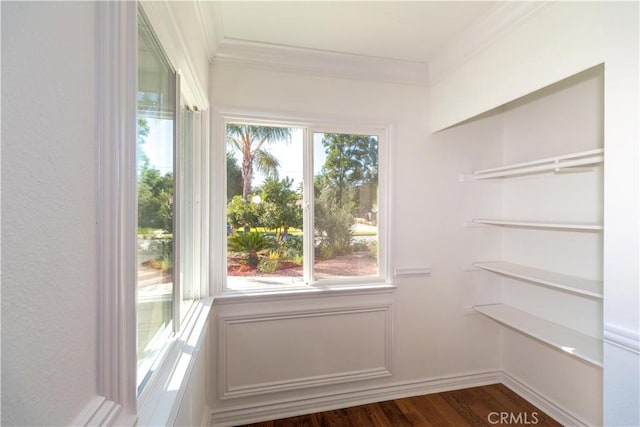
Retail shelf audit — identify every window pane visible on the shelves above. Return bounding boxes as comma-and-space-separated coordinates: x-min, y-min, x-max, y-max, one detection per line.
136, 13, 175, 394
226, 124, 304, 290
313, 132, 379, 279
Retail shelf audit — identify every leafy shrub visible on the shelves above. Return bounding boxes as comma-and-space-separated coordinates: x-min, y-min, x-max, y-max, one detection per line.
368, 241, 378, 259
281, 235, 303, 252
351, 240, 369, 252
314, 201, 354, 258
228, 232, 274, 266
257, 258, 278, 273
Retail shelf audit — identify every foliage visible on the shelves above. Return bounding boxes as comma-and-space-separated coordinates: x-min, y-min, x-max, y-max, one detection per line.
226, 124, 293, 199
138, 165, 173, 232
257, 258, 279, 273
257, 177, 303, 240
351, 240, 369, 252
227, 195, 260, 232
227, 151, 243, 202
227, 232, 274, 266
368, 241, 378, 260
311, 133, 379, 257
318, 133, 378, 210
137, 117, 150, 174
314, 189, 354, 258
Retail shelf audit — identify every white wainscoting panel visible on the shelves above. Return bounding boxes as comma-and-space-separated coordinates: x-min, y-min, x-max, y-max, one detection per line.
218, 304, 392, 399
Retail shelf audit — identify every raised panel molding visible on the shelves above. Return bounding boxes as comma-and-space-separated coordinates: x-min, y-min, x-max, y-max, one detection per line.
218, 304, 393, 399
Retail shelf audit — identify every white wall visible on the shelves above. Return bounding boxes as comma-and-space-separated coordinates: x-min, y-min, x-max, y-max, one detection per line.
208, 62, 503, 425
430, 2, 639, 425
1, 2, 98, 425
1, 2, 213, 425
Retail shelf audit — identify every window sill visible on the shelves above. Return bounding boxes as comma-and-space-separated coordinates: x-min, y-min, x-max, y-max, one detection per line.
214, 283, 396, 305
136, 297, 213, 426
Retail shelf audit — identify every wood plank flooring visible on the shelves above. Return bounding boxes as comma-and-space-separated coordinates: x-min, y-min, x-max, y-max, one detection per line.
236, 384, 561, 426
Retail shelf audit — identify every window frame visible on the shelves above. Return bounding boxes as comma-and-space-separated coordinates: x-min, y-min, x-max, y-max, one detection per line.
216, 112, 392, 295
96, 2, 212, 424
135, 4, 205, 401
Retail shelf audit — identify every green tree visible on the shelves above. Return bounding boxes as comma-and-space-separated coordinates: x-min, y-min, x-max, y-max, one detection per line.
319, 133, 378, 209
226, 124, 292, 199
137, 117, 150, 175
227, 195, 260, 233
227, 151, 243, 202
258, 177, 303, 240
138, 165, 173, 232
314, 188, 354, 258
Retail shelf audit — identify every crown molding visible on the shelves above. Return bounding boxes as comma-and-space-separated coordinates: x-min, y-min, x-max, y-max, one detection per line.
428, 1, 550, 84
194, 0, 223, 61
213, 38, 430, 87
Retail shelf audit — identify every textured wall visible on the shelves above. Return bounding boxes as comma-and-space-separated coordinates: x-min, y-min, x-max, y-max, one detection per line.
1, 2, 98, 425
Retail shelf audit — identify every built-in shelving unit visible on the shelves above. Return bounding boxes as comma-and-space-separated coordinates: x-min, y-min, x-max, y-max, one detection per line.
473, 261, 602, 298
474, 304, 602, 367
464, 146, 604, 367
471, 219, 603, 231
470, 148, 603, 180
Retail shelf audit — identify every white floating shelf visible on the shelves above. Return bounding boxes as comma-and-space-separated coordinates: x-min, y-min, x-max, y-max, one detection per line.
472, 218, 603, 231
473, 261, 602, 298
474, 304, 602, 367
471, 148, 604, 180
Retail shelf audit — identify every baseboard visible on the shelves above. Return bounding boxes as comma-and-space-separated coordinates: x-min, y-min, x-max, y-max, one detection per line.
201, 405, 212, 427
501, 371, 590, 426
71, 395, 137, 427
209, 370, 501, 426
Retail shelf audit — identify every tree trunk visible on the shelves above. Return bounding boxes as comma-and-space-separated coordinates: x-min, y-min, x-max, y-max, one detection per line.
242, 153, 253, 200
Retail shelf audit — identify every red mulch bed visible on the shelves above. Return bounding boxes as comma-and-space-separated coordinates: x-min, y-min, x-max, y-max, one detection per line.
227, 253, 376, 277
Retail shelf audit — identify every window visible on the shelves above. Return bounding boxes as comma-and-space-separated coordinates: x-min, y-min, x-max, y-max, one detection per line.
224, 120, 387, 291
136, 9, 202, 395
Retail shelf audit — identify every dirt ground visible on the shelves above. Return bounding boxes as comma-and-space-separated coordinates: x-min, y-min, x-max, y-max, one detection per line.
228, 252, 377, 278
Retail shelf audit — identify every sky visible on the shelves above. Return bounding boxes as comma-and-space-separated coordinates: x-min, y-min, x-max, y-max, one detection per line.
238, 128, 328, 190
141, 118, 174, 175
142, 122, 330, 189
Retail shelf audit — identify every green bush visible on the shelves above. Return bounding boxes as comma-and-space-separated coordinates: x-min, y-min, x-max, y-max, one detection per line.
228, 232, 274, 266
368, 241, 378, 259
257, 258, 278, 273
351, 240, 369, 252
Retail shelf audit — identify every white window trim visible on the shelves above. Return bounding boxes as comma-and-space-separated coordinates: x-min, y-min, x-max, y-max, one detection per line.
212, 109, 395, 297
89, 3, 212, 426
94, 2, 139, 424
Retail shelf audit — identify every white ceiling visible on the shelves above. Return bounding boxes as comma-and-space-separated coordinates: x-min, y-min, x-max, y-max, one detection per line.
216, 1, 500, 64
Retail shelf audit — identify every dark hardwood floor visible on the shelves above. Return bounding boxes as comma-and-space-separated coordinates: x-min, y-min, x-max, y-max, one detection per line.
236, 384, 561, 426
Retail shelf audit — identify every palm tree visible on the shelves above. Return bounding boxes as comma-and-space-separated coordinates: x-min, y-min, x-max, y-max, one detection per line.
226, 124, 292, 200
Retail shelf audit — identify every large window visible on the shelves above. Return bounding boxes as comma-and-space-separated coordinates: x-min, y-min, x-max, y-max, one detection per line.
136, 11, 176, 393
225, 120, 386, 291
136, 9, 202, 395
